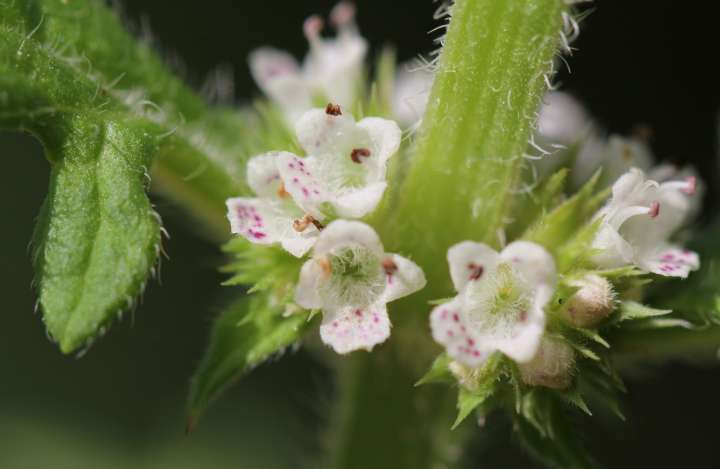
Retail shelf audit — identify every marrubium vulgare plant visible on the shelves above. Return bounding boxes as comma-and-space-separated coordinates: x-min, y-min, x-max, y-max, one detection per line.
2, 1, 719, 468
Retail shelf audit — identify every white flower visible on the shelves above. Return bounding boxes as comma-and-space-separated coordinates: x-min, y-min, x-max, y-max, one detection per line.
226, 153, 320, 257
277, 106, 401, 220
571, 134, 654, 188
295, 220, 426, 354
537, 91, 592, 145
592, 167, 700, 277
248, 2, 367, 124
391, 62, 433, 128
430, 241, 557, 368
226, 106, 400, 257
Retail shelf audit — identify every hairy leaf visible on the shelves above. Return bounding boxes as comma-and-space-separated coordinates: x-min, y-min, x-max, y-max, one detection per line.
0, 0, 246, 352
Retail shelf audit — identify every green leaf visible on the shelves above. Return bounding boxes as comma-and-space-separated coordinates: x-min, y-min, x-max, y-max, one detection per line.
453, 386, 494, 430
1, 0, 250, 352
187, 293, 313, 427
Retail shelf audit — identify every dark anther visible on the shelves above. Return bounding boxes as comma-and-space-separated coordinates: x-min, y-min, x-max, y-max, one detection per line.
325, 103, 342, 116
350, 148, 371, 164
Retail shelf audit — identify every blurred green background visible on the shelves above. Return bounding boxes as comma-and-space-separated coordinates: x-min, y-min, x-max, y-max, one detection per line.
1, 1, 719, 468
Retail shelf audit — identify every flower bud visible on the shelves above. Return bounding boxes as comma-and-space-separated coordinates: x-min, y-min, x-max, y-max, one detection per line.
560, 274, 615, 327
518, 337, 575, 390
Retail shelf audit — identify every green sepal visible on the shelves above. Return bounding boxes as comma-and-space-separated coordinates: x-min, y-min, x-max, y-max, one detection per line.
187, 293, 314, 428
415, 353, 454, 386
508, 168, 568, 238
611, 301, 672, 324
523, 170, 602, 253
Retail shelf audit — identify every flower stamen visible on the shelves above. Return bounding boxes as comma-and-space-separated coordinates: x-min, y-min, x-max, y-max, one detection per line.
325, 103, 342, 116
303, 15, 324, 42
277, 182, 290, 199
293, 214, 324, 232
648, 200, 660, 218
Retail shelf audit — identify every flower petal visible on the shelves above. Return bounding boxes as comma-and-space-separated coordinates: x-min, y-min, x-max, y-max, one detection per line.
500, 241, 557, 306
392, 64, 433, 127
430, 297, 488, 368
537, 91, 591, 144
295, 259, 325, 309
302, 31, 367, 108
447, 241, 500, 292
295, 108, 361, 157
313, 220, 384, 257
482, 301, 546, 363
276, 153, 329, 220
246, 152, 285, 198
382, 254, 426, 303
320, 303, 390, 354
332, 182, 387, 218
249, 47, 312, 122
639, 245, 700, 278
226, 197, 317, 257
356, 117, 402, 179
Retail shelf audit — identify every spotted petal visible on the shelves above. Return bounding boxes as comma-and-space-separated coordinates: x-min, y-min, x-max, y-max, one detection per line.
447, 241, 500, 292
320, 303, 390, 354
276, 153, 329, 220
430, 297, 488, 368
226, 197, 317, 258
382, 254, 426, 303
478, 300, 546, 363
639, 245, 700, 278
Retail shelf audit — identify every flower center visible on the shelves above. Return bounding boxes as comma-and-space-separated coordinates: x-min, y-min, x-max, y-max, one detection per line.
462, 263, 533, 336
319, 246, 385, 308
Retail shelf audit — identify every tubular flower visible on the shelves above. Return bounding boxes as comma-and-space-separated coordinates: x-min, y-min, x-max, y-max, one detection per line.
248, 1, 367, 123
592, 168, 700, 278
295, 220, 426, 354
430, 241, 557, 367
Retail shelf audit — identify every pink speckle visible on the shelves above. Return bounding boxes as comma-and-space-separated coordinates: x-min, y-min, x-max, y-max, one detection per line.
467, 338, 475, 346
452, 313, 459, 322
468, 263, 484, 280
519, 310, 528, 322
472, 350, 481, 357
649, 201, 660, 218
440, 310, 448, 320
447, 331, 454, 337
302, 187, 310, 197
354, 309, 363, 317
293, 177, 299, 183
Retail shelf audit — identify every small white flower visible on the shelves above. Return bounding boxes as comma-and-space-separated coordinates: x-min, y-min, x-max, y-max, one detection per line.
392, 62, 433, 128
592, 167, 700, 277
226, 153, 320, 257
295, 220, 426, 354
430, 241, 557, 368
248, 2, 367, 123
277, 106, 401, 220
537, 91, 592, 145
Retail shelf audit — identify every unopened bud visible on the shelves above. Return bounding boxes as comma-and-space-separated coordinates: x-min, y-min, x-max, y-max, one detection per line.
518, 337, 575, 390
560, 274, 615, 327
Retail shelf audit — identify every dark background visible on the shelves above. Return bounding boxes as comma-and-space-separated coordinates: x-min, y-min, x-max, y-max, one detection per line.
1, 1, 718, 468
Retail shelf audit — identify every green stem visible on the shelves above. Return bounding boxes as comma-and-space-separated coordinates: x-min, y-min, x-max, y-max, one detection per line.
326, 312, 468, 469
330, 1, 568, 467
386, 0, 567, 296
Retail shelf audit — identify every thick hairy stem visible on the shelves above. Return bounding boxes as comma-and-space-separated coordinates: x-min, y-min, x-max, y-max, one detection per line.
329, 1, 568, 467
326, 313, 468, 469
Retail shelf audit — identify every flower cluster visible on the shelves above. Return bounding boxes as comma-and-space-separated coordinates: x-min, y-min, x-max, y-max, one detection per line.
227, 104, 424, 353
248, 1, 432, 128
